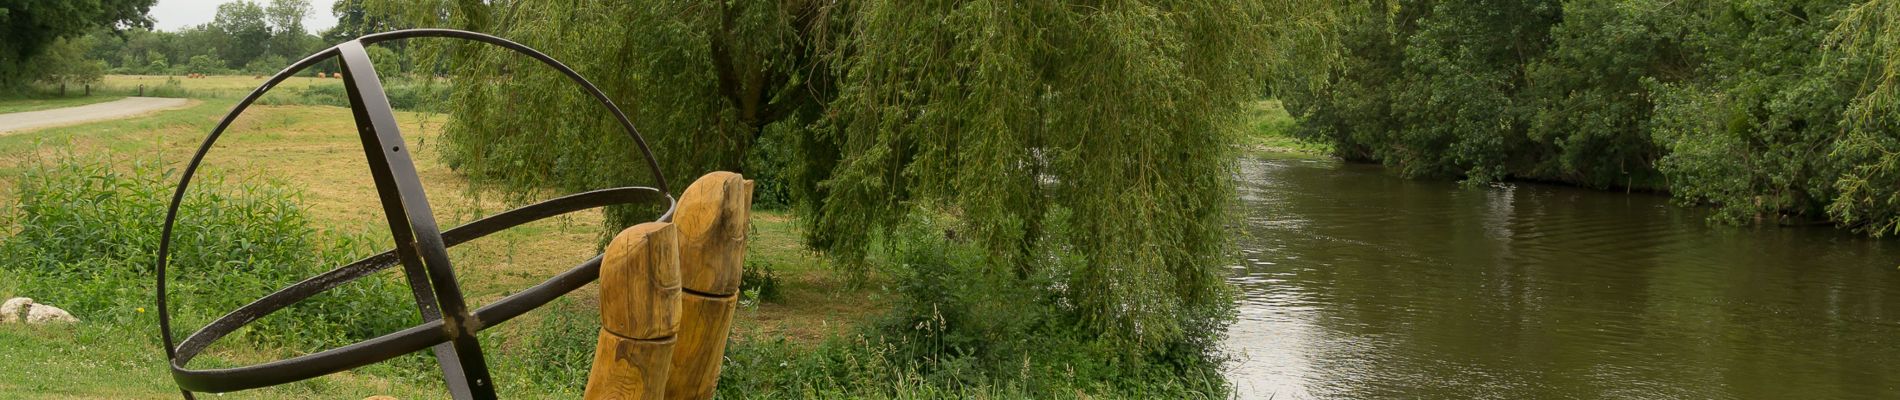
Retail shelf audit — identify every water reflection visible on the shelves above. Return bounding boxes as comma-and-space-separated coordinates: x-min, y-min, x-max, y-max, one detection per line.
1225, 154, 1900, 399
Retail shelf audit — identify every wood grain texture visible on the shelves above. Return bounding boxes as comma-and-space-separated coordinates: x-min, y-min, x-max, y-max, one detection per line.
584, 331, 675, 400
675, 172, 753, 295
586, 222, 682, 400
666, 172, 755, 400
600, 222, 681, 340
666, 295, 736, 400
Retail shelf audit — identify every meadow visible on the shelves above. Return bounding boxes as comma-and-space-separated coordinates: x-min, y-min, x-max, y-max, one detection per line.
0, 75, 885, 398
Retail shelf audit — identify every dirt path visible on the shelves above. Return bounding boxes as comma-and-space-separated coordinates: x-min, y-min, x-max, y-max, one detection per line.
0, 97, 195, 134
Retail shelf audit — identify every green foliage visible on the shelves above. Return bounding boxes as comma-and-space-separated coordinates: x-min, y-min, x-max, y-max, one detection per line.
265, 0, 313, 61
374, 0, 826, 228
186, 54, 227, 74
23, 36, 107, 91
0, 0, 155, 88
706, 218, 1230, 399
803, 4, 1260, 355
1288, 0, 1900, 234
1244, 101, 1331, 155
250, 77, 446, 111
211, 1, 273, 69
391, 0, 1288, 359
0, 155, 413, 350
739, 260, 784, 305
72, 0, 328, 76
1828, 0, 1900, 235
245, 54, 291, 75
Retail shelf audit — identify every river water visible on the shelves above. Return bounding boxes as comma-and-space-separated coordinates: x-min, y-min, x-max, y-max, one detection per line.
1224, 154, 1900, 399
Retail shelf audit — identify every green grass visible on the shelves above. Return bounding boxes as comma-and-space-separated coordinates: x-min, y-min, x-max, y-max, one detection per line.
1241, 100, 1330, 157
0, 76, 1227, 398
0, 93, 128, 114
0, 95, 886, 397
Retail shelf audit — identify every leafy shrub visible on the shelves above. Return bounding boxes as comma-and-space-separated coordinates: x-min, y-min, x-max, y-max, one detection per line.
0, 156, 413, 350
141, 77, 192, 98
708, 213, 1232, 398
255, 78, 446, 112
739, 260, 782, 304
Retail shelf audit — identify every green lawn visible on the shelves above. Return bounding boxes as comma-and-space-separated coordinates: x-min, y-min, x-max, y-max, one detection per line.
0, 77, 882, 398
0, 94, 127, 114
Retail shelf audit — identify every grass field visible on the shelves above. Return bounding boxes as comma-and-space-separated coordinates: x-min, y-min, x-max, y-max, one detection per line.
0, 75, 341, 115
1242, 100, 1329, 156
0, 94, 129, 114
0, 76, 884, 398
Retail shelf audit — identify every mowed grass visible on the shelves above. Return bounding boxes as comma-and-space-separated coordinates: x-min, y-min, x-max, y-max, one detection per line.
0, 75, 337, 115
102, 74, 342, 99
0, 93, 129, 114
0, 75, 884, 398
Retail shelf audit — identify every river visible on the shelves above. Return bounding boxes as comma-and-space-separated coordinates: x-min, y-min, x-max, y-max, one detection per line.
1224, 154, 1900, 399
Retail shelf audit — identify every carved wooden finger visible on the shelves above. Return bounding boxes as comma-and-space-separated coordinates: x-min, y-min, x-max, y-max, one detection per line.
665, 172, 753, 400
585, 222, 681, 400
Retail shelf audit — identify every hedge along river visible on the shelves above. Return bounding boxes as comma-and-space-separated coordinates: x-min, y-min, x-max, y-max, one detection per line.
1224, 154, 1900, 399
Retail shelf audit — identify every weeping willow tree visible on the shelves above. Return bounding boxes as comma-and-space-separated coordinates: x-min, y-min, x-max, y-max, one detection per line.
1829, 0, 1900, 234
376, 0, 1308, 354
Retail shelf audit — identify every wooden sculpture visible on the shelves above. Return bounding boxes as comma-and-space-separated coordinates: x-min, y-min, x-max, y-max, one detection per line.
585, 172, 753, 400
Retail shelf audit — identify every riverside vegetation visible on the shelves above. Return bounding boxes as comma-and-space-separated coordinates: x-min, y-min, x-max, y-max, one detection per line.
1281, 0, 1900, 235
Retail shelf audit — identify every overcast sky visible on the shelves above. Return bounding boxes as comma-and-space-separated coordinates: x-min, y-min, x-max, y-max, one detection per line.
148, 0, 339, 33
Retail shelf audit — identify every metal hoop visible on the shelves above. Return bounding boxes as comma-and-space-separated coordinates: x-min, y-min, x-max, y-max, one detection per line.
154, 29, 673, 399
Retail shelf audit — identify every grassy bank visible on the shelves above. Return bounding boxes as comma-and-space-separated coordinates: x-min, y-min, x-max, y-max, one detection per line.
1241, 100, 1328, 157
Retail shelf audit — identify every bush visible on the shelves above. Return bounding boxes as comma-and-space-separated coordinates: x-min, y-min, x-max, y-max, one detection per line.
255, 78, 447, 112
739, 260, 783, 305
244, 55, 290, 75
0, 156, 413, 350
141, 77, 192, 98
705, 213, 1231, 398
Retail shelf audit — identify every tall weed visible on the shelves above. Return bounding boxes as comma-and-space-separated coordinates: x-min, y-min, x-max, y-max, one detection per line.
0, 156, 413, 351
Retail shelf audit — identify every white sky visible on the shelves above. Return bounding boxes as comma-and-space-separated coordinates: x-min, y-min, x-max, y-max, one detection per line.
148, 0, 338, 34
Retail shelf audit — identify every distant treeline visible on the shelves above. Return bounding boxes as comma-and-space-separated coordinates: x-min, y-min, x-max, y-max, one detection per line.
1285, 0, 1900, 234
70, 0, 403, 77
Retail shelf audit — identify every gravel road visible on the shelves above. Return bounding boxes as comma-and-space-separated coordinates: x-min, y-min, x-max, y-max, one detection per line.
0, 97, 194, 133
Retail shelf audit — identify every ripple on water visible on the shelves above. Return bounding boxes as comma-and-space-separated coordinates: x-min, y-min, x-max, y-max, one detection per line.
1224, 154, 1900, 400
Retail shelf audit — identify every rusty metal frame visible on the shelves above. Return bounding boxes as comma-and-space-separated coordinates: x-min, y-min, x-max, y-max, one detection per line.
154, 29, 673, 399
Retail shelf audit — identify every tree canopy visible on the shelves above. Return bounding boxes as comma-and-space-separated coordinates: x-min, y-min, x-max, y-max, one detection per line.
1286, 0, 1900, 235
372, 0, 1315, 355
0, 0, 155, 88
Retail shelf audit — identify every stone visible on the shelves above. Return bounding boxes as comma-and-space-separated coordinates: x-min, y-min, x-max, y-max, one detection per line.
1, 297, 31, 323
26, 303, 78, 324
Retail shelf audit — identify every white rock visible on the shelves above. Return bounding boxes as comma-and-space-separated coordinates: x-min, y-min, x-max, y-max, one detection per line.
1, 297, 31, 323
25, 303, 78, 324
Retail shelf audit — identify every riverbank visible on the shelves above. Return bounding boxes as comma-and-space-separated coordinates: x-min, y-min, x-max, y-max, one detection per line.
1241, 100, 1329, 158
1224, 152, 1900, 398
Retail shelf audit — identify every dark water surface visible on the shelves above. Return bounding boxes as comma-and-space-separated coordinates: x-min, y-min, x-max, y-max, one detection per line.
1224, 154, 1900, 399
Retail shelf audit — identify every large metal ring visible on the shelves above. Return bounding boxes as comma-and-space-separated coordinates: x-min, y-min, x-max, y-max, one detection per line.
154, 29, 671, 399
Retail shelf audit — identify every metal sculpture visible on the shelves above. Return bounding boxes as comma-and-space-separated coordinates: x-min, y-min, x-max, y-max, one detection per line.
155, 29, 674, 400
